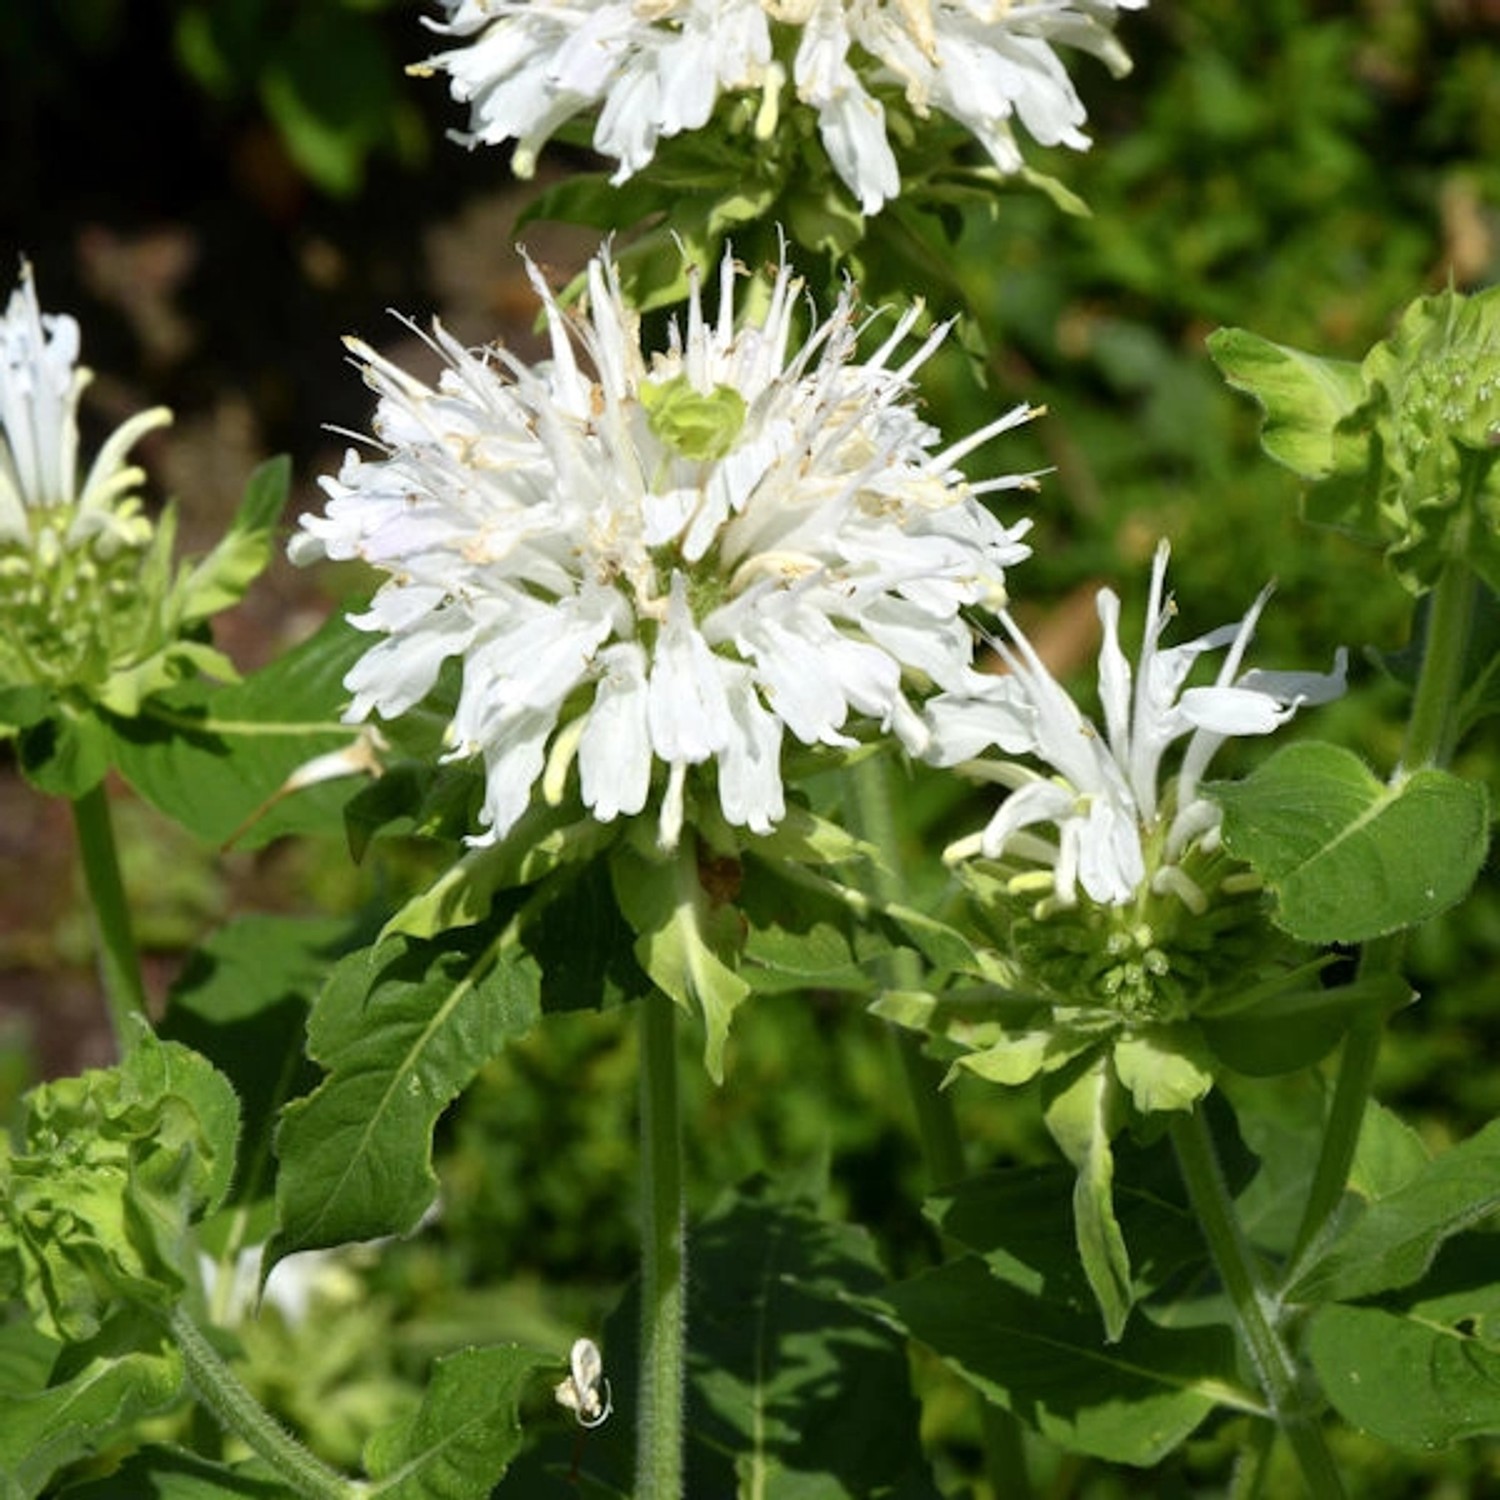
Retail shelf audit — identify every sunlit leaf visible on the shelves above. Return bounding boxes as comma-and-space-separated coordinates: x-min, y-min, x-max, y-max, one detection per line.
1211, 741, 1489, 943
1288, 1117, 1500, 1304
267, 924, 541, 1269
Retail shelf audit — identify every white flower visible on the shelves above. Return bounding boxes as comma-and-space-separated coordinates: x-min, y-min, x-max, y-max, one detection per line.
0, 260, 170, 553
292, 241, 1036, 849
418, 0, 1146, 214
929, 541, 1347, 908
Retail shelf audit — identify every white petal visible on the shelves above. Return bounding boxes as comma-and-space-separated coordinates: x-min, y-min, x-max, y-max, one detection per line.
579, 642, 653, 821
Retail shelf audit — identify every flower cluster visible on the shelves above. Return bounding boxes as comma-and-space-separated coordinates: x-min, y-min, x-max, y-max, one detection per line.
292, 242, 1036, 849
418, 0, 1146, 214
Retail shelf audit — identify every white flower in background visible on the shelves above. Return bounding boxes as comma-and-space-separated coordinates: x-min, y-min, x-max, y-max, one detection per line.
929, 542, 1347, 909
0, 260, 170, 553
417, 0, 1146, 214
292, 241, 1036, 849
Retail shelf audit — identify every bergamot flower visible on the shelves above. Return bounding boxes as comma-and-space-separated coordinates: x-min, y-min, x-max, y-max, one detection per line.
0, 260, 177, 707
908, 543, 1346, 1336
417, 0, 1146, 214
0, 261, 284, 726
929, 540, 1348, 915
290, 240, 1037, 849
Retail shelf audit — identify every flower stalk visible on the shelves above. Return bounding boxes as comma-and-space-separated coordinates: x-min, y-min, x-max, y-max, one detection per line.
1289, 516, 1481, 1269
71, 780, 149, 1053
637, 988, 687, 1499
1169, 1111, 1345, 1500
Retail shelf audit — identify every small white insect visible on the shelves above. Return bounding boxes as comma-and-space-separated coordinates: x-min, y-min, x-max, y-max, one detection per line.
554, 1337, 612, 1429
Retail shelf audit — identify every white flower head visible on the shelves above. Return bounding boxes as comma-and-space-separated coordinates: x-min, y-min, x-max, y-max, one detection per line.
0, 260, 170, 553
293, 240, 1036, 849
929, 541, 1347, 909
417, 0, 1146, 214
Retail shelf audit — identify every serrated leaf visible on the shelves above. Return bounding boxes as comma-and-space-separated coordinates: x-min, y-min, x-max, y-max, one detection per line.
1207, 327, 1366, 479
869, 1257, 1242, 1466
0, 1312, 183, 1500
1211, 741, 1490, 943
1288, 1116, 1500, 1304
106, 610, 371, 849
364, 1345, 555, 1500
267, 925, 541, 1267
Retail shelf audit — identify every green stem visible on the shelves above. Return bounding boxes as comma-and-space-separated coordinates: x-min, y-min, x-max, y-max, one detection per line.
1289, 550, 1476, 1266
168, 1304, 364, 1500
637, 988, 686, 1500
1169, 1112, 1344, 1500
846, 754, 1033, 1500
1402, 553, 1478, 773
71, 780, 150, 1053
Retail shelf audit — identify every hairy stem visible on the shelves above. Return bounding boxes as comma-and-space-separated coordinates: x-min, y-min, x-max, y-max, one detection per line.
71, 781, 150, 1053
169, 1304, 364, 1499
1170, 1112, 1345, 1499
636, 988, 686, 1500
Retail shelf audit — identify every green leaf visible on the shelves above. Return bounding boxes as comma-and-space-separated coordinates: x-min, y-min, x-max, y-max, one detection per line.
1201, 974, 1410, 1076
162, 914, 354, 1206
1307, 1236, 1500, 1451
17, 700, 112, 797
1112, 1027, 1215, 1114
610, 840, 749, 1083
0, 1311, 184, 1500
567, 1182, 940, 1500
1042, 1053, 1133, 1341
175, 456, 291, 624
1288, 1116, 1500, 1304
382, 806, 615, 940
363, 1345, 555, 1500
106, 610, 372, 849
926, 1147, 1212, 1310
870, 1257, 1242, 1466
1210, 741, 1490, 943
267, 925, 541, 1268
1207, 327, 1366, 479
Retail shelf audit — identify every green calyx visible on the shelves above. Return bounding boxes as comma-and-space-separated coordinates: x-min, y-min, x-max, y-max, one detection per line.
641, 374, 748, 462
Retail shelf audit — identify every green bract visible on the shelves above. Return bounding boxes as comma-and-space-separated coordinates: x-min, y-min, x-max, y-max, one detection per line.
641, 373, 748, 462
0, 1030, 240, 1341
1210, 284, 1500, 594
